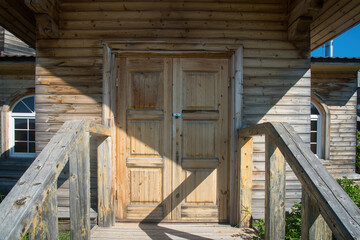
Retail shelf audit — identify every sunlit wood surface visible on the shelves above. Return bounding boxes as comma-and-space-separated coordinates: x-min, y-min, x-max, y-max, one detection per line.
91, 223, 255, 240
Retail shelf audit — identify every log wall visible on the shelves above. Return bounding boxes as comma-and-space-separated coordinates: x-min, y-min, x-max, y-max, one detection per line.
311, 64, 359, 176
35, 0, 311, 220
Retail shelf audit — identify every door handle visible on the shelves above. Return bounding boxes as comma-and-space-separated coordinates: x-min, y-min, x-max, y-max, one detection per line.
172, 113, 182, 119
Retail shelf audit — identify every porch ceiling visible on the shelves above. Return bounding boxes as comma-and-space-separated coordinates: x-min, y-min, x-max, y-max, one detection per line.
310, 0, 360, 51
0, 0, 36, 48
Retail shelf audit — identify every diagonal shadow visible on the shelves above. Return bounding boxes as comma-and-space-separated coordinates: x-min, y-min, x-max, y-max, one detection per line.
139, 171, 213, 240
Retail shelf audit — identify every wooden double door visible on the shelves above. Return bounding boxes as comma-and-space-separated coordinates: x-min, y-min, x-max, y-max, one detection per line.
116, 55, 229, 222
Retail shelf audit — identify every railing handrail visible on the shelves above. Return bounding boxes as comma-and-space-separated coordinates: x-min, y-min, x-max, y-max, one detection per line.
238, 122, 360, 239
0, 120, 111, 240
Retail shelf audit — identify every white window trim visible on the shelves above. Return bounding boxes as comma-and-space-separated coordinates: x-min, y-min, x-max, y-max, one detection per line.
9, 96, 36, 158
311, 112, 322, 159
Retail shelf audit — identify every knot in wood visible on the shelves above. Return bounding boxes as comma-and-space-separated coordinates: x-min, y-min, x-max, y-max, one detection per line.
15, 197, 27, 206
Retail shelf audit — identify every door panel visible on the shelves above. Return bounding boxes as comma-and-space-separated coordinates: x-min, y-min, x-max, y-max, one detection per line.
116, 57, 172, 221
172, 58, 229, 222
116, 56, 228, 222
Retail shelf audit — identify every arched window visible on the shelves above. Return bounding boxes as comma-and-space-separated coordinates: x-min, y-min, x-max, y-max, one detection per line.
311, 103, 322, 158
9, 96, 35, 157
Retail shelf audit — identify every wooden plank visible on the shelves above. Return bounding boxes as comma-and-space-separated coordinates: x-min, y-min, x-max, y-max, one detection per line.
69, 130, 91, 240
98, 137, 114, 227
60, 2, 285, 12
238, 137, 253, 228
58, 29, 287, 40
29, 183, 58, 240
302, 190, 332, 240
60, 19, 287, 31
229, 46, 244, 225
60, 11, 287, 22
264, 134, 286, 240
89, 122, 111, 137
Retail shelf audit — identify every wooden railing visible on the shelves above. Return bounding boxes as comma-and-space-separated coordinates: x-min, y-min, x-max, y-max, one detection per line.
237, 122, 360, 240
0, 120, 114, 240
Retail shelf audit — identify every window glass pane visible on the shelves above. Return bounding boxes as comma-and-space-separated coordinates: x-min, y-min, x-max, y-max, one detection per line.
29, 131, 35, 141
15, 142, 27, 152
311, 144, 317, 154
29, 142, 35, 153
13, 101, 31, 113
22, 96, 35, 112
311, 121, 317, 131
15, 119, 27, 129
29, 119, 35, 129
311, 104, 319, 115
311, 132, 317, 142
15, 130, 27, 141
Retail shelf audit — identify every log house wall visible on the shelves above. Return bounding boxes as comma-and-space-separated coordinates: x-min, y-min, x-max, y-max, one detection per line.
34, 0, 311, 220
311, 64, 359, 177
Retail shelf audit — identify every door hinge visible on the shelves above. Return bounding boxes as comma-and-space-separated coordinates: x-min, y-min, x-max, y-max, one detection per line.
115, 78, 119, 87
228, 77, 231, 88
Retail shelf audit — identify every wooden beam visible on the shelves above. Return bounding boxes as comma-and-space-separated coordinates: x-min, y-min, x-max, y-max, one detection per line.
25, 0, 59, 21
35, 14, 59, 39
69, 131, 91, 240
238, 137, 253, 228
287, 0, 324, 55
302, 190, 332, 240
89, 122, 111, 137
265, 134, 286, 240
25, 0, 59, 39
97, 137, 115, 227
29, 183, 58, 240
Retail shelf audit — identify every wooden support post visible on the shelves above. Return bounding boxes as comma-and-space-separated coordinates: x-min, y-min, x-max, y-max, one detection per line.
238, 137, 253, 227
265, 134, 286, 240
302, 189, 332, 240
29, 183, 58, 240
98, 137, 114, 227
70, 131, 91, 240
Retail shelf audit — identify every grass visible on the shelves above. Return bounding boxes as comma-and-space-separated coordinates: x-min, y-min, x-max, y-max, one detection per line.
22, 232, 70, 240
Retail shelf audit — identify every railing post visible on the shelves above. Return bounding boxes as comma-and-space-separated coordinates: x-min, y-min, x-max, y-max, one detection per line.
265, 134, 286, 240
301, 189, 332, 240
70, 130, 91, 240
97, 137, 114, 227
238, 137, 253, 227
29, 183, 58, 240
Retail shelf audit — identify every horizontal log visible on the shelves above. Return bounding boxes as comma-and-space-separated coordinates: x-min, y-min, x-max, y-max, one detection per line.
60, 2, 285, 12
88, 122, 111, 137
60, 11, 287, 22
36, 39, 296, 50
60, 19, 286, 31
58, 29, 288, 41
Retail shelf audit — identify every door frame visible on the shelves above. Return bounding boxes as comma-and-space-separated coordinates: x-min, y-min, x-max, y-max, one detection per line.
102, 42, 243, 224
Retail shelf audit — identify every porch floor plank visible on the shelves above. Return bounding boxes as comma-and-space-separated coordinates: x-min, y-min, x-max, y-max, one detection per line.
91, 223, 255, 240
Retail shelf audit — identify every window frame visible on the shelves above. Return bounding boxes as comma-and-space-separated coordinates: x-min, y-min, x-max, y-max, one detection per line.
9, 95, 36, 158
311, 103, 323, 158
310, 94, 330, 160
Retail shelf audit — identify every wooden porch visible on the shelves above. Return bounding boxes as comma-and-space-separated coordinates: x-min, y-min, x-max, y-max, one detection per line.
91, 223, 255, 240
